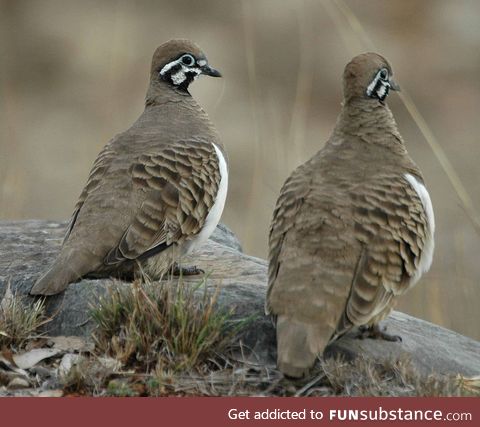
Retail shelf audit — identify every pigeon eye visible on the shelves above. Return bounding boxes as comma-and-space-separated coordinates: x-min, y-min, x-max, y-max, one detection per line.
181, 54, 195, 66
379, 68, 389, 80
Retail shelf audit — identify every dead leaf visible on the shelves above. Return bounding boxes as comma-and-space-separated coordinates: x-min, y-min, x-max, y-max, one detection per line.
0, 350, 29, 377
50, 336, 94, 353
57, 353, 82, 378
37, 390, 63, 397
7, 376, 30, 390
97, 357, 122, 372
13, 348, 61, 370
25, 338, 49, 351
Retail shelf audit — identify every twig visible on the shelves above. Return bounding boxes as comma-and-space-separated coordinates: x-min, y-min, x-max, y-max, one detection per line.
294, 372, 326, 397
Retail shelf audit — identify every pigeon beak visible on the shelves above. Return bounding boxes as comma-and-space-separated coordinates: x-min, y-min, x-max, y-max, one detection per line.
201, 65, 222, 78
389, 79, 401, 91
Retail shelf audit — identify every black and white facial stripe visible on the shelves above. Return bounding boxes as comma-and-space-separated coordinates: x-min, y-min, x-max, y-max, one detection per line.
366, 67, 391, 102
159, 54, 205, 90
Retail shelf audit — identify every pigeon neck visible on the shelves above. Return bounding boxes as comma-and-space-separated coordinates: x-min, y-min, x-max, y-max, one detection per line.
333, 97, 404, 148
145, 79, 191, 107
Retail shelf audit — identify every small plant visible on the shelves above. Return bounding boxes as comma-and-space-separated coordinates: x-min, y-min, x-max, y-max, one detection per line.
0, 285, 47, 349
106, 379, 139, 397
90, 275, 245, 371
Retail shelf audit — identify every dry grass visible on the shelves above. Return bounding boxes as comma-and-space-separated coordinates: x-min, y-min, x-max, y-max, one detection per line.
90, 276, 246, 372
318, 356, 461, 397
61, 275, 252, 396
0, 286, 47, 349
59, 352, 471, 397
456, 374, 480, 396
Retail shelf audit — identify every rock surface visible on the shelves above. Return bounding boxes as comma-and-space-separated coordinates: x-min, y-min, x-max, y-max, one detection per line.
1, 220, 479, 377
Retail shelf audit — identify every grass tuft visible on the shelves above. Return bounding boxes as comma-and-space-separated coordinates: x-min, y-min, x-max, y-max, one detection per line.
456, 374, 480, 396
0, 285, 47, 349
318, 355, 462, 397
90, 276, 244, 371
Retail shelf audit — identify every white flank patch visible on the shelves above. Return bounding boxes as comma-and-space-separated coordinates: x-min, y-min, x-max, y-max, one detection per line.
187, 144, 228, 253
404, 173, 435, 284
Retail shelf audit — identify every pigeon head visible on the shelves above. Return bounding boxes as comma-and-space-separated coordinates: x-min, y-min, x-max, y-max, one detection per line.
150, 39, 221, 92
343, 52, 400, 104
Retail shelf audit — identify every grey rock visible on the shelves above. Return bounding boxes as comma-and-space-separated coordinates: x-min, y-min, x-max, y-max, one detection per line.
1, 220, 479, 378
210, 223, 243, 252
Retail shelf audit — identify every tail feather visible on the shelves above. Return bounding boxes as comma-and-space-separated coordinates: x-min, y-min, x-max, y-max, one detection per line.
276, 315, 331, 378
30, 250, 94, 296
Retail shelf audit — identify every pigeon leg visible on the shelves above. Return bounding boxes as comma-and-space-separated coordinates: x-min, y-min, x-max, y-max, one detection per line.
355, 324, 402, 342
172, 262, 205, 276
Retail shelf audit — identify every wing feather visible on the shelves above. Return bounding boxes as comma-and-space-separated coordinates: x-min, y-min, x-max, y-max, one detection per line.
335, 173, 430, 335
105, 140, 221, 264
266, 163, 312, 313
63, 142, 116, 243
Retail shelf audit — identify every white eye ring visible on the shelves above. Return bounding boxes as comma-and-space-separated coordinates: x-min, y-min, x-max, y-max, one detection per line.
379, 68, 389, 80
180, 54, 195, 66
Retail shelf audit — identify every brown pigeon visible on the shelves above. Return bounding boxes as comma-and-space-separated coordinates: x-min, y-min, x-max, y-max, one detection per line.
31, 39, 227, 296
267, 53, 435, 378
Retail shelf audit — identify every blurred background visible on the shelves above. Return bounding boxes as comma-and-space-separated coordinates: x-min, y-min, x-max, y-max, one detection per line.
1, 0, 479, 340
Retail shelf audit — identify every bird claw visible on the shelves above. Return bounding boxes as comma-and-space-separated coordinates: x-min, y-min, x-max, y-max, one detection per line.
355, 324, 402, 342
172, 263, 204, 276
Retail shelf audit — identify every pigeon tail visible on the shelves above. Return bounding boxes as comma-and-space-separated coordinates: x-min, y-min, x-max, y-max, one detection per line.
30, 249, 94, 296
276, 315, 331, 379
